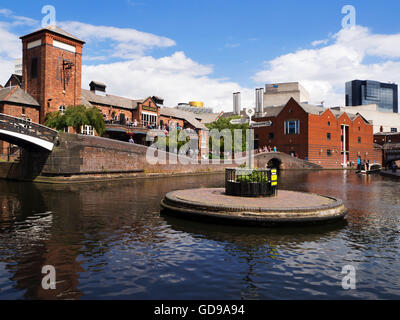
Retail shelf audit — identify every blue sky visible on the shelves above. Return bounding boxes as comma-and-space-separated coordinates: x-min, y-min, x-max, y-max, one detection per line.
1, 0, 400, 111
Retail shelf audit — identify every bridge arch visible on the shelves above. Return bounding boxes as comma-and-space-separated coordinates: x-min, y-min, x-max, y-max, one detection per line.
0, 113, 58, 151
254, 152, 322, 170
267, 158, 282, 170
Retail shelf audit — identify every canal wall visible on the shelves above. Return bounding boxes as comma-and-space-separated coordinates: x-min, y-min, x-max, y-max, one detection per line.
0, 133, 321, 182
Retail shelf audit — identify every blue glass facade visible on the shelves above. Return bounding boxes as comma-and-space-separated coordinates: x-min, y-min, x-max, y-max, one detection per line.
345, 80, 398, 113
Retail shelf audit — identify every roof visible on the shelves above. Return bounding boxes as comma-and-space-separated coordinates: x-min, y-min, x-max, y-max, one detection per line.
5, 74, 22, 87
263, 105, 286, 117
374, 132, 400, 136
298, 102, 326, 115
160, 107, 208, 130
20, 25, 85, 44
0, 86, 39, 106
192, 112, 222, 124
82, 89, 144, 110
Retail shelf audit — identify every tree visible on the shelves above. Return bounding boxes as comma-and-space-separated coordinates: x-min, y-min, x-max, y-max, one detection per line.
45, 105, 106, 136
206, 116, 249, 157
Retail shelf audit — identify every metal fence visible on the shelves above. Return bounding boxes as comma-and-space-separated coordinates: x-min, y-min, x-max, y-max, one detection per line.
0, 113, 58, 144
225, 168, 278, 197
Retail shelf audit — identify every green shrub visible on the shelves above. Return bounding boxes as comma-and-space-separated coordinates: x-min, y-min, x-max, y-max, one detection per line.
45, 105, 105, 136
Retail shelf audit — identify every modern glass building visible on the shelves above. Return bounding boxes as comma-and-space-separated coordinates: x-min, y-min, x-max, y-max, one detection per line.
345, 80, 398, 113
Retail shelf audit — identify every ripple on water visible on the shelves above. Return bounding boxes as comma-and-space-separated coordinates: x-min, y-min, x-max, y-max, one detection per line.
0, 172, 400, 299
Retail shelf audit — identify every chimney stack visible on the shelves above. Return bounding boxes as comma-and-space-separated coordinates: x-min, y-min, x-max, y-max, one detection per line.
233, 92, 241, 115
89, 81, 107, 96
255, 88, 264, 116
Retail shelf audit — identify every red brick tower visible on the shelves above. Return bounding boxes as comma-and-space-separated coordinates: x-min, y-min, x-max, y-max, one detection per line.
20, 26, 85, 124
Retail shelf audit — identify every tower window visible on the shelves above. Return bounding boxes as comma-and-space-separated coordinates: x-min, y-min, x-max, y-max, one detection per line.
30, 57, 38, 79
59, 105, 66, 114
327, 133, 331, 140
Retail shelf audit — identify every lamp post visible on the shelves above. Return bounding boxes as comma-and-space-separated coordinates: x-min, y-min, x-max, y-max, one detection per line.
230, 107, 272, 169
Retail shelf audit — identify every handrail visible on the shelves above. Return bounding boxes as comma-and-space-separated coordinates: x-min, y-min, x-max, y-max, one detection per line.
0, 113, 58, 143
0, 113, 58, 133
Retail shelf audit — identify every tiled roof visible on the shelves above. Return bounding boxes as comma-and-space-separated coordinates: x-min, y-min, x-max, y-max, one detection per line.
20, 25, 85, 43
160, 107, 208, 130
0, 86, 39, 106
81, 89, 144, 110
5, 74, 22, 87
193, 112, 222, 124
298, 102, 326, 115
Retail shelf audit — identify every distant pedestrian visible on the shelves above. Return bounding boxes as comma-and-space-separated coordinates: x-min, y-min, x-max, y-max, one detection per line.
129, 137, 134, 144
273, 146, 277, 152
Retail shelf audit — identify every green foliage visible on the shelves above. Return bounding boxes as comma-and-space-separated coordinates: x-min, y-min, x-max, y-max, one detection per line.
206, 116, 249, 157
153, 130, 189, 153
44, 111, 67, 131
64, 105, 88, 133
45, 105, 106, 136
236, 170, 268, 183
85, 106, 106, 136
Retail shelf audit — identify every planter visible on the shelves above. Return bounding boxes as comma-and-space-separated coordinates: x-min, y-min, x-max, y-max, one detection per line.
225, 168, 277, 197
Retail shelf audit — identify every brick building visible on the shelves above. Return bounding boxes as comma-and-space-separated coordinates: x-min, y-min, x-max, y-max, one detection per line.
20, 26, 84, 123
0, 86, 40, 154
1, 25, 212, 157
254, 98, 382, 168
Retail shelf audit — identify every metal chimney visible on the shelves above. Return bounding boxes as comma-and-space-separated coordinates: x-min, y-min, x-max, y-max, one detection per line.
255, 88, 264, 116
233, 92, 241, 115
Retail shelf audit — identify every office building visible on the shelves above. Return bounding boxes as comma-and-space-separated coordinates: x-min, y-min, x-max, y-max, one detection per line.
263, 82, 310, 107
345, 80, 398, 113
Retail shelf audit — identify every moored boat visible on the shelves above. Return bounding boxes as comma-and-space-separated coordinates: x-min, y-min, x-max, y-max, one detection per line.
356, 163, 382, 175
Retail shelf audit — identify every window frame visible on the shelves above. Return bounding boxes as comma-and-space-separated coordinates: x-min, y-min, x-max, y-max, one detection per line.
284, 120, 300, 135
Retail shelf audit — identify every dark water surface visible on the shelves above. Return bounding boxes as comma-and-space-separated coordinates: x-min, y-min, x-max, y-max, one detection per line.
0, 171, 399, 299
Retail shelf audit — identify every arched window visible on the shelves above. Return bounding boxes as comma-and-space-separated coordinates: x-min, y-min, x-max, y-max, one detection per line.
59, 105, 66, 114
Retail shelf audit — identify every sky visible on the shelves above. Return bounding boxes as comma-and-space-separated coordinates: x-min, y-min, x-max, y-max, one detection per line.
1, 0, 400, 112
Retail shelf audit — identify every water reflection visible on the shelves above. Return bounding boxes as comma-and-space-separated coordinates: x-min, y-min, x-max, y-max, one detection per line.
0, 171, 399, 299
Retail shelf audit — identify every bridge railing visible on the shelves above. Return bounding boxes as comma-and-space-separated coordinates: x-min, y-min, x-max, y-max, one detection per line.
0, 113, 58, 144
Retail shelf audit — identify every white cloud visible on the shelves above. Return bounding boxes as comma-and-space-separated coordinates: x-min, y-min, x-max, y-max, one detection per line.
58, 21, 176, 58
253, 26, 400, 107
0, 8, 37, 26
0, 8, 39, 84
0, 23, 22, 85
82, 52, 254, 112
0, 13, 252, 111
311, 39, 329, 47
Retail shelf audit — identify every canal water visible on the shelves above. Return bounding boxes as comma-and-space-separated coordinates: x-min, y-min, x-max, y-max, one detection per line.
0, 171, 399, 300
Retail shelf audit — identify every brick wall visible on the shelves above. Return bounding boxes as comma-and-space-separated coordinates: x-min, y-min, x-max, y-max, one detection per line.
22, 30, 84, 123
254, 99, 380, 168
0, 101, 40, 155
255, 98, 309, 159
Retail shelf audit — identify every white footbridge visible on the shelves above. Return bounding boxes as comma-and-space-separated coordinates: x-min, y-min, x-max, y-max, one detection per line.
0, 113, 58, 151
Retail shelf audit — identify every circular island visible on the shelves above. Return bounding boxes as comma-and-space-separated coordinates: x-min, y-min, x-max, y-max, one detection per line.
160, 168, 347, 227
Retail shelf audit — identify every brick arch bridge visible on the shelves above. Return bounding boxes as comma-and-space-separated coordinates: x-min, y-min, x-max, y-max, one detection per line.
254, 152, 322, 170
